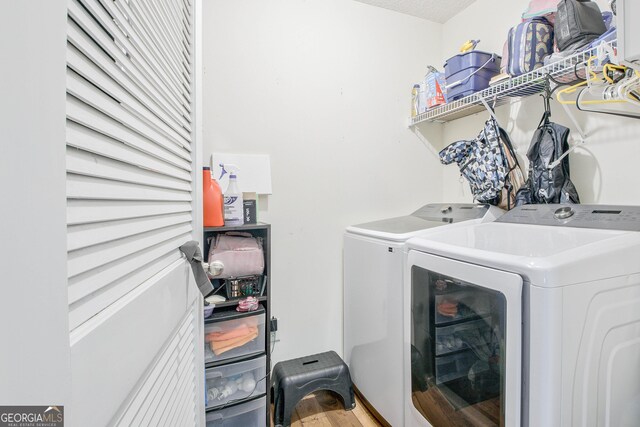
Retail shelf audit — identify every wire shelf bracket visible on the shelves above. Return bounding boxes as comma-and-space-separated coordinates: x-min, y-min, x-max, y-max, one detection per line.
559, 101, 588, 141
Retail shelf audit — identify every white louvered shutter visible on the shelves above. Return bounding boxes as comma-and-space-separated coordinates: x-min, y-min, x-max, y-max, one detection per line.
116, 309, 200, 426
65, 0, 203, 425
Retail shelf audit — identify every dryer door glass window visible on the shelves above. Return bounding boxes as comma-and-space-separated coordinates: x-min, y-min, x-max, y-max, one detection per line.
411, 266, 506, 427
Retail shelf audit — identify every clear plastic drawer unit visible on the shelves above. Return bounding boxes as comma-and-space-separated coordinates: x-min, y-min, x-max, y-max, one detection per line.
204, 306, 266, 365
205, 355, 267, 409
205, 396, 266, 427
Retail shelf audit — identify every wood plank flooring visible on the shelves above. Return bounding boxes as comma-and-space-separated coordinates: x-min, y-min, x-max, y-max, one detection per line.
412, 389, 501, 427
270, 390, 382, 427
269, 389, 500, 426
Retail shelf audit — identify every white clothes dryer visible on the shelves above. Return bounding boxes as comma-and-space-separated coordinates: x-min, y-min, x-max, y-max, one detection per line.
343, 204, 502, 426
403, 204, 640, 427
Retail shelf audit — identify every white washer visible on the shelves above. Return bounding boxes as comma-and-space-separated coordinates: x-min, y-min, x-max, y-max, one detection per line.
343, 204, 502, 426
404, 204, 640, 427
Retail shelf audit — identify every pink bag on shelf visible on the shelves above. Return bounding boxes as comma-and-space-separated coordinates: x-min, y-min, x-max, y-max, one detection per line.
501, 39, 509, 74
522, 0, 561, 23
208, 232, 264, 279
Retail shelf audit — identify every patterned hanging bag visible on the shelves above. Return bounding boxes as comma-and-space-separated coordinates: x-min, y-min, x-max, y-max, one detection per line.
440, 117, 524, 210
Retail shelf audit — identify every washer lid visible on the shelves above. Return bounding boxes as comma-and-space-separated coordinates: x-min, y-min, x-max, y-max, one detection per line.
411, 203, 493, 222
347, 204, 497, 241
350, 215, 447, 234
407, 205, 640, 287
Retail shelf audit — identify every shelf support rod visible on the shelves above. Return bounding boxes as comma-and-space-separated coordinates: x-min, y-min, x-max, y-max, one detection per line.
548, 103, 588, 170
548, 137, 586, 169
559, 102, 588, 141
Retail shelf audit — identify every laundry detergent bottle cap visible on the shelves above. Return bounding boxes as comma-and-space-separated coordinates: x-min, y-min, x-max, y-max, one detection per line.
202, 166, 224, 227
219, 163, 244, 226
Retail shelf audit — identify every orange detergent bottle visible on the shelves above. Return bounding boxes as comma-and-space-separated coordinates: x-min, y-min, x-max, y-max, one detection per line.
203, 166, 224, 227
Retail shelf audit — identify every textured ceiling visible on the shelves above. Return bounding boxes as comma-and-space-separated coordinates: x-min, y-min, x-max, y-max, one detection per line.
353, 0, 477, 24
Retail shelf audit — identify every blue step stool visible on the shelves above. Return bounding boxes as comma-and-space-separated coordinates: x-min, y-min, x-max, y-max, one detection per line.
271, 351, 355, 427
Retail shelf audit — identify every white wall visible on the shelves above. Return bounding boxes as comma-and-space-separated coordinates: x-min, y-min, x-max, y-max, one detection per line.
436, 0, 640, 205
203, 0, 444, 364
203, 0, 640, 368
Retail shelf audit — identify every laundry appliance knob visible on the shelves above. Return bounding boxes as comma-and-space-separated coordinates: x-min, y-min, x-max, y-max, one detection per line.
554, 206, 575, 220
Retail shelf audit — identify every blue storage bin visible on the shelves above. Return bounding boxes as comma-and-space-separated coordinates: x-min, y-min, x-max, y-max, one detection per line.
445, 51, 501, 101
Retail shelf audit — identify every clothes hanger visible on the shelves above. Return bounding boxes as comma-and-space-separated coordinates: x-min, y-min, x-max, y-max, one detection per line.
573, 65, 640, 114
556, 56, 600, 105
617, 70, 640, 107
576, 70, 640, 119
576, 90, 640, 119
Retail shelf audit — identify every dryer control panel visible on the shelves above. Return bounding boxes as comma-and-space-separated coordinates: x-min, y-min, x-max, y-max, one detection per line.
497, 204, 640, 231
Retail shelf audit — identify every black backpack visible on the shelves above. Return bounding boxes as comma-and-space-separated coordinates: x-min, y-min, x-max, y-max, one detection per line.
515, 111, 580, 206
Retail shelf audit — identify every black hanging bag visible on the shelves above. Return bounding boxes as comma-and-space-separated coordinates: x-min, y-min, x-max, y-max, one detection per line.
515, 90, 580, 205
555, 0, 607, 51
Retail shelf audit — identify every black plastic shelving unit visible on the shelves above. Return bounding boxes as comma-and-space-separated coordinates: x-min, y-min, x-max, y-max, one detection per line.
203, 223, 271, 426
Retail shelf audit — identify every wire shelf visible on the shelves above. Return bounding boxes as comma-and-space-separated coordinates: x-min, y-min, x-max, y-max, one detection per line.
410, 41, 616, 125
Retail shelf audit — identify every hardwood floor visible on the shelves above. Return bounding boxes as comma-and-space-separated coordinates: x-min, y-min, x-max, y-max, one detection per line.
268, 388, 500, 426
411, 388, 501, 427
270, 390, 383, 427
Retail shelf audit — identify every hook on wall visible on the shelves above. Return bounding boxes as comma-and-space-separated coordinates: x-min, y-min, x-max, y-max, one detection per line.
538, 75, 553, 123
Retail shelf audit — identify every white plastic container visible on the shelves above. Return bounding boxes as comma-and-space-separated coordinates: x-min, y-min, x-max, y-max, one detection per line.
418, 82, 428, 114
222, 164, 244, 226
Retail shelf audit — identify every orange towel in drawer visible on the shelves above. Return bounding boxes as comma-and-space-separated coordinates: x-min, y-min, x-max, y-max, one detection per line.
206, 324, 254, 343
210, 329, 259, 355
